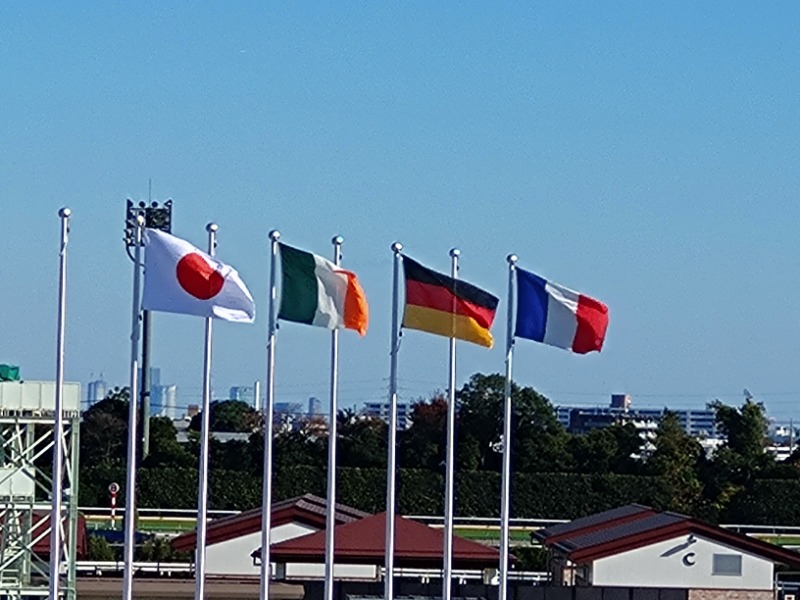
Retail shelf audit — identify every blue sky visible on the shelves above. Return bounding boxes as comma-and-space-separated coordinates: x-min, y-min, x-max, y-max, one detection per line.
2, 3, 799, 420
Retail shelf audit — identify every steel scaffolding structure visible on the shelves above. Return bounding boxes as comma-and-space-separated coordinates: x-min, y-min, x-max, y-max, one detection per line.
0, 382, 80, 600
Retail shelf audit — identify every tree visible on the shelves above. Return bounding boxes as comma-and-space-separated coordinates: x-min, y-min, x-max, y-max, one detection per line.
336, 411, 387, 469
80, 387, 129, 467
87, 535, 116, 561
188, 400, 260, 433
248, 424, 325, 474
703, 399, 774, 515
648, 411, 704, 512
143, 416, 194, 468
400, 394, 447, 471
456, 373, 571, 473
568, 423, 643, 475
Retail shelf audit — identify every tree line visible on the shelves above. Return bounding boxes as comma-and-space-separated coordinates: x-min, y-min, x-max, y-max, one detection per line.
79, 373, 800, 524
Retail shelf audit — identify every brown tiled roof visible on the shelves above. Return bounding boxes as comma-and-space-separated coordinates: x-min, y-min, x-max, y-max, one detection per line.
259, 512, 508, 569
171, 494, 369, 553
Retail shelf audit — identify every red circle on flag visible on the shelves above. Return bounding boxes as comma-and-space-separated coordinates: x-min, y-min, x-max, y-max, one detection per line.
176, 253, 224, 300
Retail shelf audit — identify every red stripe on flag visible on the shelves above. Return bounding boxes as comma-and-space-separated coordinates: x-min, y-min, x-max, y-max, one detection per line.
572, 294, 609, 354
406, 280, 497, 329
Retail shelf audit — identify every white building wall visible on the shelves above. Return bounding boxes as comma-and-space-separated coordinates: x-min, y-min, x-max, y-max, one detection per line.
205, 522, 316, 576
0, 381, 80, 412
282, 563, 378, 580
591, 534, 774, 590
203, 521, 379, 580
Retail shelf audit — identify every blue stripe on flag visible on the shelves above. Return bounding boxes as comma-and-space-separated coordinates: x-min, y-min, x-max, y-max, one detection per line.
515, 268, 549, 342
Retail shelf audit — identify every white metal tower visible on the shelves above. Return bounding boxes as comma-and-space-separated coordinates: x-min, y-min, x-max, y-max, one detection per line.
0, 381, 80, 600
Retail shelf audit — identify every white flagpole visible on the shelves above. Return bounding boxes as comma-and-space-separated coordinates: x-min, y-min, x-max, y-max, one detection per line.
443, 247, 460, 600
194, 223, 218, 600
122, 214, 145, 600
499, 254, 517, 600
324, 235, 344, 600
49, 207, 71, 600
384, 242, 403, 600
260, 229, 281, 600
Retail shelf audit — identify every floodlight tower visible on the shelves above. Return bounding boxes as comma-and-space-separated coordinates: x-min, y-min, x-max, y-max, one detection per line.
124, 197, 173, 458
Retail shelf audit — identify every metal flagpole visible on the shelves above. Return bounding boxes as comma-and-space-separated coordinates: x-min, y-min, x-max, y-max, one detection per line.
384, 242, 403, 600
122, 214, 145, 600
499, 254, 517, 600
260, 230, 281, 600
49, 207, 71, 600
194, 223, 218, 600
443, 247, 460, 600
324, 236, 344, 600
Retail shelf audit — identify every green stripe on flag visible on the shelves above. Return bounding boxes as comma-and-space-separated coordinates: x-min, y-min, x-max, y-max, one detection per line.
278, 244, 319, 325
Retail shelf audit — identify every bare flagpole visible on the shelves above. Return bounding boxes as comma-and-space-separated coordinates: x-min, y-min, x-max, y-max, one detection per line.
49, 207, 71, 600
324, 235, 344, 600
260, 230, 281, 600
443, 247, 460, 600
499, 254, 517, 600
122, 214, 145, 600
194, 223, 218, 600
384, 242, 403, 600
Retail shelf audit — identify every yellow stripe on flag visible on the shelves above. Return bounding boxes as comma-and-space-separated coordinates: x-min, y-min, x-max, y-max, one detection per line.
403, 305, 494, 348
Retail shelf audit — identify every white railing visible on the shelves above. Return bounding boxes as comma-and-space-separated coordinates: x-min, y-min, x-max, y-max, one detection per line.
74, 560, 193, 576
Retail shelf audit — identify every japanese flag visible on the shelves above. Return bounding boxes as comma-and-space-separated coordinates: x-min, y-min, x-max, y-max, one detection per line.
142, 229, 255, 323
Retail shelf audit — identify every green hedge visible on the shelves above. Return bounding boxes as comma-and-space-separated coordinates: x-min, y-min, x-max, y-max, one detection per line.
79, 466, 670, 520
722, 479, 800, 525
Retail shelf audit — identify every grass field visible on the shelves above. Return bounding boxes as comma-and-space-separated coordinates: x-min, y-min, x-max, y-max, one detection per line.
84, 515, 800, 549
86, 516, 536, 541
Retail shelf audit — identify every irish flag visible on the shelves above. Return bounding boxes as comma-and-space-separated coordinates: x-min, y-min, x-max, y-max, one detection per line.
277, 243, 369, 336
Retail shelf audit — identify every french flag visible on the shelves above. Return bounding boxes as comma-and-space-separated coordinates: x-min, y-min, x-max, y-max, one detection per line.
514, 268, 609, 354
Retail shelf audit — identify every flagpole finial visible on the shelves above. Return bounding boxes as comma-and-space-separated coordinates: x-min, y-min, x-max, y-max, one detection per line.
391, 242, 403, 254
58, 207, 71, 218
206, 223, 219, 233
507, 254, 518, 265
332, 235, 344, 246
449, 248, 460, 258
135, 214, 145, 227
269, 230, 281, 241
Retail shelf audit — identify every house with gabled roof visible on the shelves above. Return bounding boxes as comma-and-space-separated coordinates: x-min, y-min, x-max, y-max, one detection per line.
258, 511, 505, 581
534, 504, 800, 599
171, 493, 369, 577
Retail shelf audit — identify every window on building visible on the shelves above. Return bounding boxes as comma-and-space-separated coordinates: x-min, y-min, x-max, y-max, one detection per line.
712, 554, 742, 576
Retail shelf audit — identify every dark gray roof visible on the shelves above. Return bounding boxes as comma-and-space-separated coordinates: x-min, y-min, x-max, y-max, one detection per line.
554, 512, 686, 554
275, 494, 369, 523
537, 504, 653, 541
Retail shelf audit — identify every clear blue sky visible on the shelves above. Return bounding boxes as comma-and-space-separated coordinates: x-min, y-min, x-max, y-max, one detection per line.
2, 3, 799, 420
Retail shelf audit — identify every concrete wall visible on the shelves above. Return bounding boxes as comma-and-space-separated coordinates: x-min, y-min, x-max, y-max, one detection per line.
592, 534, 774, 590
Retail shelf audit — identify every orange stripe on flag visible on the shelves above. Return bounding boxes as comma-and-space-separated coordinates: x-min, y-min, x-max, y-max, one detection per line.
342, 271, 369, 336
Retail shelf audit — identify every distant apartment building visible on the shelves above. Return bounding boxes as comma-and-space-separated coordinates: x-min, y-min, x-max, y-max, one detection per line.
230, 385, 256, 406
86, 375, 108, 405
307, 397, 322, 417
556, 395, 718, 438
274, 402, 304, 418
362, 401, 412, 430
152, 384, 178, 420
138, 366, 161, 389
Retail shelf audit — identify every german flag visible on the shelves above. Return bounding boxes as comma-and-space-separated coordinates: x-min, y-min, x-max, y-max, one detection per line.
402, 256, 499, 348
